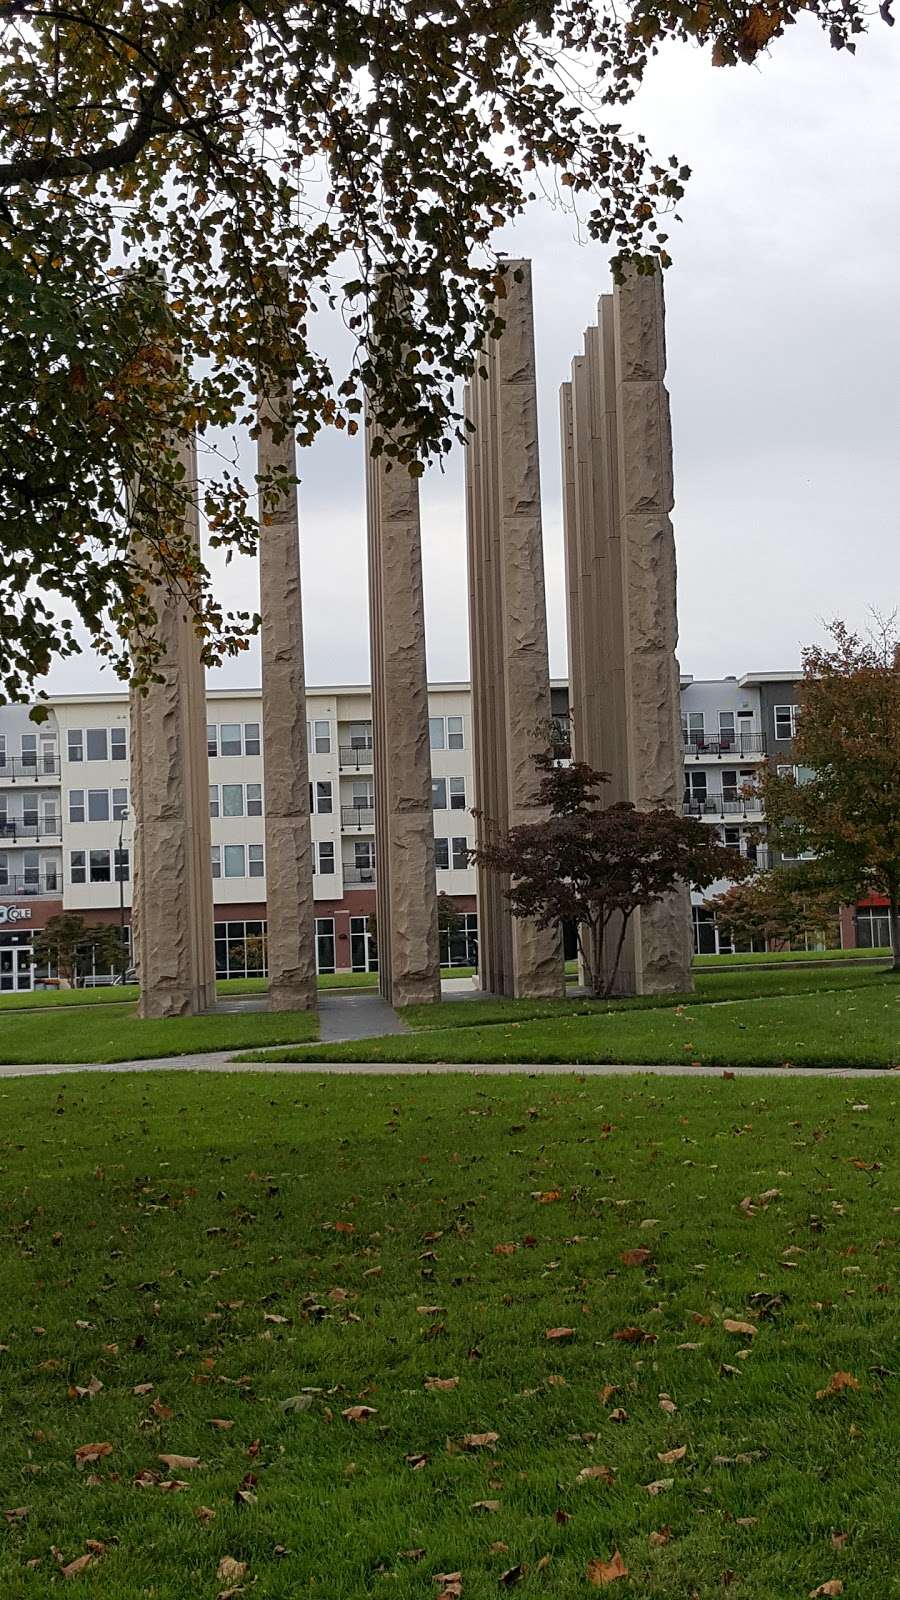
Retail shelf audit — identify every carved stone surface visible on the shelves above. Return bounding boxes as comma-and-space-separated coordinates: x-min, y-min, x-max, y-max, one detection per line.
366, 423, 440, 1008
465, 260, 564, 999
130, 436, 216, 1018
559, 266, 692, 995
258, 379, 317, 1013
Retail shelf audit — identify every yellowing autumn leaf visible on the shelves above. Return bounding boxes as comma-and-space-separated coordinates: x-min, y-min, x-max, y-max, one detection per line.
158, 1454, 202, 1470
587, 1550, 629, 1585
545, 1327, 575, 1340
217, 1556, 247, 1581
461, 1431, 499, 1451
620, 1247, 652, 1267
73, 1443, 113, 1465
576, 1464, 615, 1484
723, 1319, 756, 1337
816, 1372, 860, 1399
809, 1583, 843, 1597
425, 1376, 459, 1391
657, 1445, 686, 1464
643, 1478, 674, 1494
342, 1405, 377, 1422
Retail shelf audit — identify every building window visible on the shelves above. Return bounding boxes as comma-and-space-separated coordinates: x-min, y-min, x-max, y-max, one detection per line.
441, 909, 478, 968
313, 720, 331, 755
722, 826, 741, 851
69, 790, 85, 824
220, 723, 242, 757
244, 723, 261, 756
110, 727, 126, 761
247, 783, 263, 817
447, 716, 464, 750
349, 721, 372, 751
114, 848, 129, 883
89, 849, 111, 882
23, 799, 38, 829
316, 841, 335, 875
452, 837, 468, 870
0, 735, 5, 769
0, 851, 7, 887
86, 728, 108, 761
112, 788, 128, 822
774, 704, 800, 741
350, 914, 378, 973
857, 907, 890, 949
209, 785, 220, 818
354, 840, 375, 871
207, 725, 218, 757
449, 777, 466, 811
211, 845, 221, 879
23, 850, 40, 890
248, 844, 264, 878
432, 778, 447, 810
316, 916, 336, 974
434, 837, 450, 870
224, 844, 245, 877
686, 711, 704, 746
68, 730, 83, 763
87, 789, 110, 822
215, 919, 267, 979
776, 764, 795, 779
21, 734, 37, 768
222, 783, 244, 818
70, 850, 86, 884
315, 781, 332, 815
718, 711, 735, 748
429, 717, 445, 751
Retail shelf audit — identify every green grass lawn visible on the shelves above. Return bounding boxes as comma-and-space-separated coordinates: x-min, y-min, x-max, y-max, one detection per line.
0, 1071, 896, 1598
0, 1004, 318, 1064
0, 968, 480, 1013
694, 947, 891, 967
400, 963, 897, 1033
253, 978, 900, 1070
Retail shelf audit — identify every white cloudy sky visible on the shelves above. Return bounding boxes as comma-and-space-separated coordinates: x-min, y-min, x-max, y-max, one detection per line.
46, 19, 900, 697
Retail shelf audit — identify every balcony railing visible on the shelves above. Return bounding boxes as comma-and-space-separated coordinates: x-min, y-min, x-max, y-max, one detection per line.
683, 733, 767, 759
0, 874, 61, 897
0, 818, 62, 841
341, 804, 375, 829
683, 796, 764, 820
0, 756, 60, 781
339, 744, 374, 771
344, 865, 376, 886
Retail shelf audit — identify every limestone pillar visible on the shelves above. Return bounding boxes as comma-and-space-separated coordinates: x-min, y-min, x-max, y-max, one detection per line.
559, 266, 692, 995
129, 436, 216, 1018
465, 260, 565, 999
257, 360, 317, 1012
365, 422, 440, 1008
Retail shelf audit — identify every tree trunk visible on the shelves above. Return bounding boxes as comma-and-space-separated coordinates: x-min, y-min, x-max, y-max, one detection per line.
577, 922, 604, 997
889, 894, 900, 973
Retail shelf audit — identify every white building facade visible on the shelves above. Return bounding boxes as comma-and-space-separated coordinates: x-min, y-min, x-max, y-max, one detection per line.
2, 670, 842, 992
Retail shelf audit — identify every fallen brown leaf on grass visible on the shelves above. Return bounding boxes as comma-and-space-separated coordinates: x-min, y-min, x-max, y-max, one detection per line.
608, 1408, 628, 1423
648, 1528, 672, 1547
150, 1397, 173, 1420
576, 1465, 615, 1484
69, 1377, 103, 1400
499, 1565, 524, 1587
461, 1431, 499, 1451
61, 1553, 95, 1579
598, 1384, 617, 1406
809, 1583, 843, 1597
2, 1508, 28, 1524
657, 1446, 686, 1464
534, 1190, 561, 1203
545, 1327, 575, 1340
620, 1248, 651, 1267
263, 1312, 290, 1325
158, 1454, 202, 1470
723, 1319, 756, 1338
587, 1550, 629, 1586
210, 1419, 234, 1430
613, 1327, 656, 1344
417, 1306, 446, 1316
816, 1372, 860, 1399
217, 1556, 247, 1581
831, 1532, 849, 1549
493, 1243, 517, 1256
405, 1453, 429, 1470
658, 1393, 677, 1414
158, 1479, 190, 1492
425, 1376, 459, 1391
195, 1506, 216, 1524
73, 1443, 112, 1465
643, 1478, 674, 1495
434, 1571, 462, 1599
341, 1406, 377, 1422
471, 1500, 500, 1513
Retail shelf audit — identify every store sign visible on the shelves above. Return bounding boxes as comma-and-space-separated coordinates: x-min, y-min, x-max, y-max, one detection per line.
0, 905, 32, 925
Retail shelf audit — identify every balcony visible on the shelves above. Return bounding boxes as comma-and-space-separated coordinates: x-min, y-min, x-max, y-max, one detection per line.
683, 796, 764, 821
683, 733, 767, 761
0, 756, 60, 782
0, 818, 62, 842
343, 865, 376, 886
339, 744, 374, 771
0, 874, 61, 897
341, 804, 375, 830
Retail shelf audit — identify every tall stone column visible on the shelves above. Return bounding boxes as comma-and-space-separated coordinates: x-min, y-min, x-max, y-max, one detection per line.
257, 357, 317, 1012
465, 260, 565, 999
559, 266, 692, 995
129, 436, 216, 1018
365, 422, 441, 1008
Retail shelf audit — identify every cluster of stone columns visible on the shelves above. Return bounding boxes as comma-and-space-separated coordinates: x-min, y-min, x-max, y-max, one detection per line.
463, 260, 565, 1000
559, 266, 692, 995
129, 436, 216, 1019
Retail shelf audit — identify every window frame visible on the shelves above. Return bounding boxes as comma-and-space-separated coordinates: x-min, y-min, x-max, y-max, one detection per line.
219, 723, 242, 757
67, 729, 84, 763
449, 777, 466, 811
68, 790, 85, 824
70, 849, 86, 884
87, 789, 110, 823
110, 727, 127, 761
434, 837, 450, 871
223, 843, 246, 878
89, 848, 111, 883
85, 728, 108, 761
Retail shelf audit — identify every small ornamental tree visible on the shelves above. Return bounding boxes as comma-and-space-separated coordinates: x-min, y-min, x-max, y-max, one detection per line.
761, 618, 900, 971
705, 868, 842, 952
436, 892, 466, 967
472, 753, 751, 997
33, 914, 124, 987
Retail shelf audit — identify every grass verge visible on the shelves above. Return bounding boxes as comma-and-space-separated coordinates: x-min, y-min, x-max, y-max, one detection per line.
250, 980, 900, 1070
0, 1071, 896, 1598
0, 1005, 318, 1064
694, 947, 890, 967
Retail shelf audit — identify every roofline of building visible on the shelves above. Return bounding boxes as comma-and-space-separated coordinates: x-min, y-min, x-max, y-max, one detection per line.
739, 672, 801, 686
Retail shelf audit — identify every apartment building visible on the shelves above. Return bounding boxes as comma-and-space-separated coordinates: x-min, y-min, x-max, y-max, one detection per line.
0, 669, 871, 992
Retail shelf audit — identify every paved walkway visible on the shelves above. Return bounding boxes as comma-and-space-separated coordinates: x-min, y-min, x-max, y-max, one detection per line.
0, 1057, 892, 1080
318, 990, 410, 1041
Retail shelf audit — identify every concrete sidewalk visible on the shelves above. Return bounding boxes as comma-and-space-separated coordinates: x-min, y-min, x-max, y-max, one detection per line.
0, 1057, 892, 1080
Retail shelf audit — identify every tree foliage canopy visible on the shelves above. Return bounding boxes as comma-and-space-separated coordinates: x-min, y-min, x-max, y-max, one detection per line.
473, 752, 749, 994
762, 617, 900, 966
705, 866, 841, 950
32, 912, 125, 983
1, 0, 886, 700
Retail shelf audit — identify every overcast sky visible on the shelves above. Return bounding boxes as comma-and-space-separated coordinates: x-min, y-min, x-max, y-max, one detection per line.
46, 20, 900, 698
